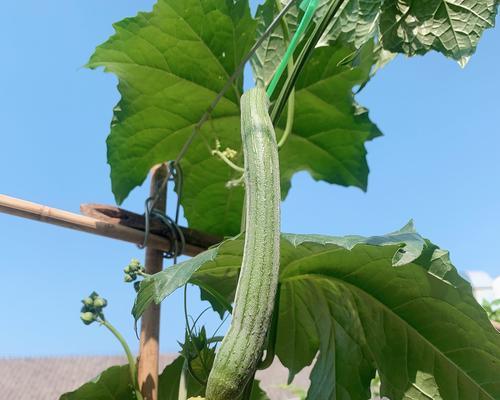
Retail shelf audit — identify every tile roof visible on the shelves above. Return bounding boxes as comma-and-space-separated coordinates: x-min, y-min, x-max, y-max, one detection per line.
0, 354, 311, 399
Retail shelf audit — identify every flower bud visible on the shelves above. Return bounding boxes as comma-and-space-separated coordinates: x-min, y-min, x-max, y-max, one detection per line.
128, 259, 143, 273
93, 297, 107, 308
82, 297, 94, 307
80, 312, 95, 325
130, 258, 141, 267
124, 273, 134, 283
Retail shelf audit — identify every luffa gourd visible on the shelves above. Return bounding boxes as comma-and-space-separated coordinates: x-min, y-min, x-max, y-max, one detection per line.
205, 87, 281, 399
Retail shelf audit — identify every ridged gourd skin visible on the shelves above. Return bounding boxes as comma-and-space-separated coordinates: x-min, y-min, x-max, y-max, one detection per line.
205, 88, 281, 399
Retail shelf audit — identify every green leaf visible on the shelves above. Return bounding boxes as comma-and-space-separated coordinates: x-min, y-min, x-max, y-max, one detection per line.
90, 0, 381, 236
380, 0, 498, 66
318, 0, 382, 48
132, 247, 219, 319
134, 223, 424, 320
90, 0, 497, 238
59, 365, 135, 400
252, 1, 382, 195
277, 41, 382, 195
88, 0, 254, 235
158, 357, 185, 400
322, 0, 498, 64
248, 381, 271, 400
158, 356, 204, 400
251, 0, 300, 87
180, 326, 216, 385
251, 0, 378, 83
256, 0, 498, 69
135, 223, 500, 399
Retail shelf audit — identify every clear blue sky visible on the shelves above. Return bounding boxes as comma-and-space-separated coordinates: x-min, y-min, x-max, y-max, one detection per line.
0, 1, 498, 357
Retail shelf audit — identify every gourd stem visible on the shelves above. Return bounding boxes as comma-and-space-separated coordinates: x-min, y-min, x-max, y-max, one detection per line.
99, 319, 143, 400
206, 88, 281, 399
277, 89, 295, 149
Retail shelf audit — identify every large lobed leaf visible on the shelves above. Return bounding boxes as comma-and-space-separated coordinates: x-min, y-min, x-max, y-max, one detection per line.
255, 0, 497, 72
252, 0, 383, 197
89, 0, 498, 237
311, 0, 498, 65
89, 0, 381, 236
134, 223, 500, 399
87, 0, 254, 235
379, 0, 498, 66
59, 357, 268, 399
88, 0, 497, 235
277, 42, 382, 196
59, 365, 135, 400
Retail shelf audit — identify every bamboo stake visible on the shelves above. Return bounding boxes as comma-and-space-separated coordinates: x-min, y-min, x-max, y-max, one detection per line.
137, 164, 167, 400
80, 204, 221, 256
0, 194, 222, 256
0, 194, 172, 252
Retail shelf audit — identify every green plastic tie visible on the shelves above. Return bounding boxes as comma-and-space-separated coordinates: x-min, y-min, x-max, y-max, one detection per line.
266, 0, 319, 98
299, 0, 312, 11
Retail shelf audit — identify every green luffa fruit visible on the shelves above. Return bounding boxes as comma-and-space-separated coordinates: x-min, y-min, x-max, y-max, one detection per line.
205, 87, 281, 399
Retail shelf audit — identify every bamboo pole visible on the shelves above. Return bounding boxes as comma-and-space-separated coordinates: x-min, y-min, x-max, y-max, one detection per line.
137, 164, 167, 400
0, 194, 221, 256
80, 204, 221, 256
0, 194, 172, 252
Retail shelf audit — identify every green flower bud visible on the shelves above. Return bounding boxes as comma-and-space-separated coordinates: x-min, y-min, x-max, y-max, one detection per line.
130, 258, 141, 268
93, 297, 107, 308
82, 297, 94, 307
80, 312, 95, 325
128, 259, 143, 273
124, 273, 134, 283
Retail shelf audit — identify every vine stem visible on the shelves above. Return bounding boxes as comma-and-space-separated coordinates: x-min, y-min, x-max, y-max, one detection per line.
100, 319, 144, 400
277, 91, 295, 148
183, 285, 210, 382
271, 0, 347, 124
274, 0, 296, 149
